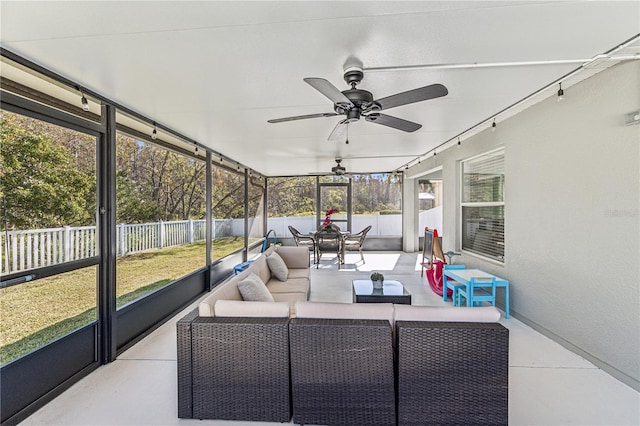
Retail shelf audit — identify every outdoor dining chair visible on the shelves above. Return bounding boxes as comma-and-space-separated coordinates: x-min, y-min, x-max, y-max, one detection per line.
315, 227, 343, 269
288, 225, 316, 264
342, 225, 372, 264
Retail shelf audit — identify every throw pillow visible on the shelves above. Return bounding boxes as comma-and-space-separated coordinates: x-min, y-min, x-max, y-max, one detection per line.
237, 273, 274, 302
266, 251, 289, 282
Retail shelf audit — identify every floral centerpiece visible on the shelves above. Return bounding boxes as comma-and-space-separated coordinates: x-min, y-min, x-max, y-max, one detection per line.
321, 208, 339, 227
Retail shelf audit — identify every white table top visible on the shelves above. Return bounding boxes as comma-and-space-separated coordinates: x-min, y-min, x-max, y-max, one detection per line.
444, 268, 508, 283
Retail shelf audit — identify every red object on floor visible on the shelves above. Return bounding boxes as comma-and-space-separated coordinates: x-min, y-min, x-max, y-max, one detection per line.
426, 259, 453, 297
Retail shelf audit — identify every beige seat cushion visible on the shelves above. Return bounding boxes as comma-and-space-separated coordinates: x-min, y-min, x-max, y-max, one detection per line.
272, 293, 310, 317
266, 252, 289, 281
287, 268, 310, 280
237, 273, 274, 302
394, 305, 501, 322
214, 300, 289, 318
266, 277, 309, 295
295, 301, 395, 325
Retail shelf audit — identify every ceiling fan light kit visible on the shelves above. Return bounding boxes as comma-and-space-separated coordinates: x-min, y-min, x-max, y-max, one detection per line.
268, 65, 448, 141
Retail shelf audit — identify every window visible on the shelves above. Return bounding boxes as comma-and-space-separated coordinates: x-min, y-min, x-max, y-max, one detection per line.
115, 133, 206, 308
211, 164, 245, 261
248, 174, 266, 247
267, 176, 317, 234
0, 110, 98, 363
351, 173, 402, 236
461, 150, 505, 262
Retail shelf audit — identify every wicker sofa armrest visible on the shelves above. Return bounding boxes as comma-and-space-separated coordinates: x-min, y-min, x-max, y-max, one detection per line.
176, 309, 199, 419
396, 321, 509, 426
178, 315, 291, 422
289, 318, 395, 426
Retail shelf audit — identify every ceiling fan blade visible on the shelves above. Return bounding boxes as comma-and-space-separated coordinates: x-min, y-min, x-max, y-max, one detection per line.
371, 83, 448, 111
328, 119, 349, 141
365, 113, 422, 132
304, 78, 354, 108
268, 112, 337, 123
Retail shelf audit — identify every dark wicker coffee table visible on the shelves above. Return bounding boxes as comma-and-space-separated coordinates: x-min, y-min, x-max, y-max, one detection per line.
352, 279, 412, 305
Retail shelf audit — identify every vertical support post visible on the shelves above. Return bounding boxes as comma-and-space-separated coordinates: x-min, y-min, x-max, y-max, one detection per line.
243, 168, 249, 262
0, 232, 5, 275
64, 226, 71, 262
188, 219, 194, 244
205, 151, 212, 291
118, 224, 124, 256
158, 220, 165, 249
263, 178, 268, 241
347, 179, 352, 232
98, 103, 118, 364
402, 173, 418, 252
315, 176, 321, 230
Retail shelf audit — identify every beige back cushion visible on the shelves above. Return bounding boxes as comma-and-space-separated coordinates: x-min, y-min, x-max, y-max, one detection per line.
394, 305, 501, 322
198, 275, 244, 316
275, 246, 310, 269
237, 273, 274, 302
266, 252, 289, 281
248, 255, 272, 287
295, 301, 394, 324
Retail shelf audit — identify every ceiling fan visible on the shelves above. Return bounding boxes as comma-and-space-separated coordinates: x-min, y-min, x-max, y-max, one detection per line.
268, 66, 448, 140
332, 158, 347, 175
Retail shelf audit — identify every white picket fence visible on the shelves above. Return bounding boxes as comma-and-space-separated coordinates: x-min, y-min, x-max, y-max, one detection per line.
0, 225, 98, 275
1, 214, 408, 275
0, 219, 234, 275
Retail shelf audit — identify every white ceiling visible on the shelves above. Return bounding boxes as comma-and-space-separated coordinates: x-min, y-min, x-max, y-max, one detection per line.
1, 1, 639, 176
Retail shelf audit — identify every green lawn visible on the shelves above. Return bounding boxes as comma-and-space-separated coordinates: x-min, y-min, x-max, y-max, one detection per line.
0, 237, 245, 365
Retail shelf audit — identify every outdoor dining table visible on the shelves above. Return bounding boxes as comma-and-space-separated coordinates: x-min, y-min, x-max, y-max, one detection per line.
307, 229, 350, 264
443, 268, 510, 318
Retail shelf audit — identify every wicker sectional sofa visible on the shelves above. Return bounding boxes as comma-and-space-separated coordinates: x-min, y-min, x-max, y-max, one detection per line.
177, 252, 509, 425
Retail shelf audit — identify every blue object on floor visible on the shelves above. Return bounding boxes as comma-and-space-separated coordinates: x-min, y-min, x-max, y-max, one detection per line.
234, 260, 254, 275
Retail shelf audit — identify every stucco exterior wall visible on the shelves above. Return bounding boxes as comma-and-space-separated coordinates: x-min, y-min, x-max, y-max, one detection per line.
405, 61, 639, 389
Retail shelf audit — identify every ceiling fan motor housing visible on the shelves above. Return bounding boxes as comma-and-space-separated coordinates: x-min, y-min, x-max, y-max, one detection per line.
335, 88, 374, 117
343, 66, 364, 86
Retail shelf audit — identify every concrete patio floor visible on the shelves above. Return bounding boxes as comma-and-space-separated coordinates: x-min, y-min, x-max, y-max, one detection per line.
19, 252, 640, 425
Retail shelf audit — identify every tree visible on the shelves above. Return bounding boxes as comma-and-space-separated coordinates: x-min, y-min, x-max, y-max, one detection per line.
0, 114, 93, 229
267, 177, 315, 216
211, 165, 245, 219
115, 134, 206, 223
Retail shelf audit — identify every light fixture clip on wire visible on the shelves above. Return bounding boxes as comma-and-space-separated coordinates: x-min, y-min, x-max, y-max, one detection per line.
80, 88, 90, 112
557, 82, 564, 102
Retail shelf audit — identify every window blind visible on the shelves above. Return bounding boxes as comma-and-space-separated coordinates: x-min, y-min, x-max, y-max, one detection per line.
461, 150, 505, 261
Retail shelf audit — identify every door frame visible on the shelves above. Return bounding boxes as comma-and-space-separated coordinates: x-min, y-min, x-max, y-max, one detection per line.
316, 179, 352, 232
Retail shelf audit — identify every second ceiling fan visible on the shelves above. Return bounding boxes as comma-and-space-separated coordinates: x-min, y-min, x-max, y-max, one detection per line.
268, 66, 448, 141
